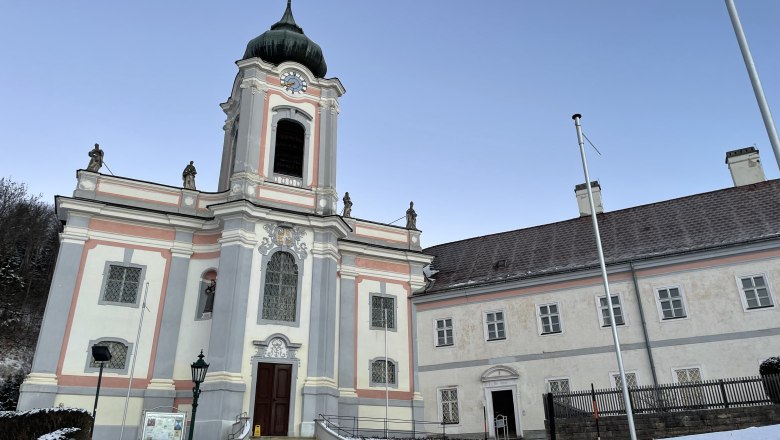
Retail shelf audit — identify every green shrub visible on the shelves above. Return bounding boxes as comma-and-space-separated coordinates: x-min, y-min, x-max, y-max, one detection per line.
0, 407, 92, 439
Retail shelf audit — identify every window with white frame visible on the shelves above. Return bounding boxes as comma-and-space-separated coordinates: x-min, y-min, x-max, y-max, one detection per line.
538, 303, 562, 334
439, 388, 460, 424
435, 318, 454, 347
89, 340, 129, 370
370, 359, 396, 386
611, 372, 638, 389
370, 295, 396, 330
599, 295, 625, 326
674, 367, 702, 383
102, 265, 142, 304
739, 275, 774, 309
657, 287, 686, 319
484, 311, 506, 341
546, 378, 571, 393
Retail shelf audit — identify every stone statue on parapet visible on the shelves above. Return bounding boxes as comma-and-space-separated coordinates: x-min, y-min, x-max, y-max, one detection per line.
86, 143, 104, 172
182, 161, 197, 190
406, 201, 417, 230
342, 192, 353, 217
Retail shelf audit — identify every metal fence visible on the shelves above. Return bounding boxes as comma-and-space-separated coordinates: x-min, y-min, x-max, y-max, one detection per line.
544, 374, 780, 420
318, 414, 452, 439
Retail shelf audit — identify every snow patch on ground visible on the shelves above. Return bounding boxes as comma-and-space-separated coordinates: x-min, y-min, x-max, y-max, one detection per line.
661, 423, 780, 439
36, 427, 80, 440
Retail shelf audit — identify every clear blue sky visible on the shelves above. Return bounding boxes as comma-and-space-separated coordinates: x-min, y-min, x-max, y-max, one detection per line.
1, 1, 778, 247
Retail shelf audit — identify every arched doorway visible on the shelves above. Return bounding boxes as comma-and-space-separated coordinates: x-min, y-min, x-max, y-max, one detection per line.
481, 365, 522, 438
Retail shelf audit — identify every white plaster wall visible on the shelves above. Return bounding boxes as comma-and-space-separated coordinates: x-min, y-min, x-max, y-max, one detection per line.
63, 244, 168, 377
356, 278, 412, 391
358, 405, 414, 430
172, 257, 218, 380
55, 394, 144, 426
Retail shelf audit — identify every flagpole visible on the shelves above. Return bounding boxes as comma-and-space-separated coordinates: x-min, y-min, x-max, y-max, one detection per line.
119, 282, 150, 440
725, 0, 780, 170
384, 308, 389, 439
572, 114, 637, 440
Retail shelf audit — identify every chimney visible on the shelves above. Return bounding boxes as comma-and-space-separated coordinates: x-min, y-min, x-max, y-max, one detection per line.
726, 147, 766, 186
575, 181, 603, 216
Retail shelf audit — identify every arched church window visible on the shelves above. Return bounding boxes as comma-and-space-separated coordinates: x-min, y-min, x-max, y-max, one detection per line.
262, 252, 298, 322
89, 340, 129, 370
273, 119, 305, 178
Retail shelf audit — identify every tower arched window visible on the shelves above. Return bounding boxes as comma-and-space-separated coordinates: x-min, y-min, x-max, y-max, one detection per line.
262, 252, 298, 322
273, 119, 305, 178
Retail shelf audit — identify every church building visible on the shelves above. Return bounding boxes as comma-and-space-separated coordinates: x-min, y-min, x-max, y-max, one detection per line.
19, 3, 430, 439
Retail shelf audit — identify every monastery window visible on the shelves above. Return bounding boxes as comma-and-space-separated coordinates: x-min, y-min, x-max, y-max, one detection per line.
100, 263, 144, 307
673, 367, 705, 406
656, 286, 687, 319
273, 119, 305, 178
484, 311, 506, 341
537, 303, 562, 335
674, 367, 702, 383
435, 318, 454, 347
738, 274, 774, 310
546, 378, 571, 394
369, 358, 397, 387
438, 387, 460, 424
195, 270, 217, 320
86, 339, 131, 373
370, 294, 396, 330
598, 295, 625, 327
261, 252, 298, 322
610, 372, 639, 389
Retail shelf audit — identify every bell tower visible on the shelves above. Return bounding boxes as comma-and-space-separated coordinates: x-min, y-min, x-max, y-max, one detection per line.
217, 0, 345, 215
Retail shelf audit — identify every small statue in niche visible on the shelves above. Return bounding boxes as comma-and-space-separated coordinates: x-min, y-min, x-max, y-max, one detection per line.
182, 161, 197, 190
406, 201, 417, 230
203, 279, 216, 314
342, 192, 353, 218
86, 143, 104, 172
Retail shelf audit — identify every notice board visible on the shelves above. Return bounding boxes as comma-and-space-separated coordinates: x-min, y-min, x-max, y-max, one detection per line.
140, 411, 187, 440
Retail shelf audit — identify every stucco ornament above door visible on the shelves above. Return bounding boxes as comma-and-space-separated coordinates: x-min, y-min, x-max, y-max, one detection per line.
481, 365, 520, 382
253, 334, 302, 362
258, 223, 308, 259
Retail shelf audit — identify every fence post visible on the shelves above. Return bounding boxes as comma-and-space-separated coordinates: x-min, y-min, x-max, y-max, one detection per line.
545, 392, 556, 440
718, 379, 729, 409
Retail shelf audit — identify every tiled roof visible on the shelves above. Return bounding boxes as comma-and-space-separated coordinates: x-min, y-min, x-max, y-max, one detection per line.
421, 179, 780, 294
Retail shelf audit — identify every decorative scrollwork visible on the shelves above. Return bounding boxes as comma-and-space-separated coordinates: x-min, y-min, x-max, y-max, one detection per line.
258, 223, 308, 260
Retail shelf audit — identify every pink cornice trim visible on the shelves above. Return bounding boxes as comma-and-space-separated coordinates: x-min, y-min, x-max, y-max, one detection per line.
416, 273, 632, 311
355, 257, 410, 275
59, 375, 149, 389
95, 180, 181, 207
191, 251, 221, 260
635, 247, 780, 277
90, 218, 176, 241
193, 233, 221, 245
174, 379, 195, 390
356, 389, 414, 400
355, 224, 409, 244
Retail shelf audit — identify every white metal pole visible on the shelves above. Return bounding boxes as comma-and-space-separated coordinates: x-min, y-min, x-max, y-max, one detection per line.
725, 0, 780, 170
119, 282, 150, 440
384, 308, 389, 438
572, 114, 637, 440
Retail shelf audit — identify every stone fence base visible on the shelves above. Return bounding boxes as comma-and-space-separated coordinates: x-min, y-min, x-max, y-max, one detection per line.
546, 404, 780, 439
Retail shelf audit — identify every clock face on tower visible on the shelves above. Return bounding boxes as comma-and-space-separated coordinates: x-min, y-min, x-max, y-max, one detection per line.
280, 71, 307, 95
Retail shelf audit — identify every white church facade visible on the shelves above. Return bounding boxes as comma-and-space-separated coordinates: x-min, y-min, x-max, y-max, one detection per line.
19, 3, 430, 439
17, 2, 780, 440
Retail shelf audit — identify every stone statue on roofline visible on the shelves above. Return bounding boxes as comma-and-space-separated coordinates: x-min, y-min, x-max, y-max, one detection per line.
86, 143, 104, 172
182, 161, 197, 190
342, 192, 353, 218
406, 201, 417, 230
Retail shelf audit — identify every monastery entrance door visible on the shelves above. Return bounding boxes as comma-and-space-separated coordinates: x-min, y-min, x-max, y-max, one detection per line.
253, 362, 293, 436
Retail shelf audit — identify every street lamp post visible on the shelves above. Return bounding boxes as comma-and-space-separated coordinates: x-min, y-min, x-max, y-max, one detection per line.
90, 345, 112, 435
188, 350, 210, 440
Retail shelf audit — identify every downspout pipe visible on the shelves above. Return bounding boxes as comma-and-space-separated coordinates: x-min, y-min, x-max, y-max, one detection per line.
629, 262, 659, 387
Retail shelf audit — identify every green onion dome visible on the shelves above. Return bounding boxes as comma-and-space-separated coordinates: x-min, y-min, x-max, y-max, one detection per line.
242, 0, 327, 78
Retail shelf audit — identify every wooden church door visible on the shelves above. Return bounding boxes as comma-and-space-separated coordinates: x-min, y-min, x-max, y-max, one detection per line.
253, 363, 292, 436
